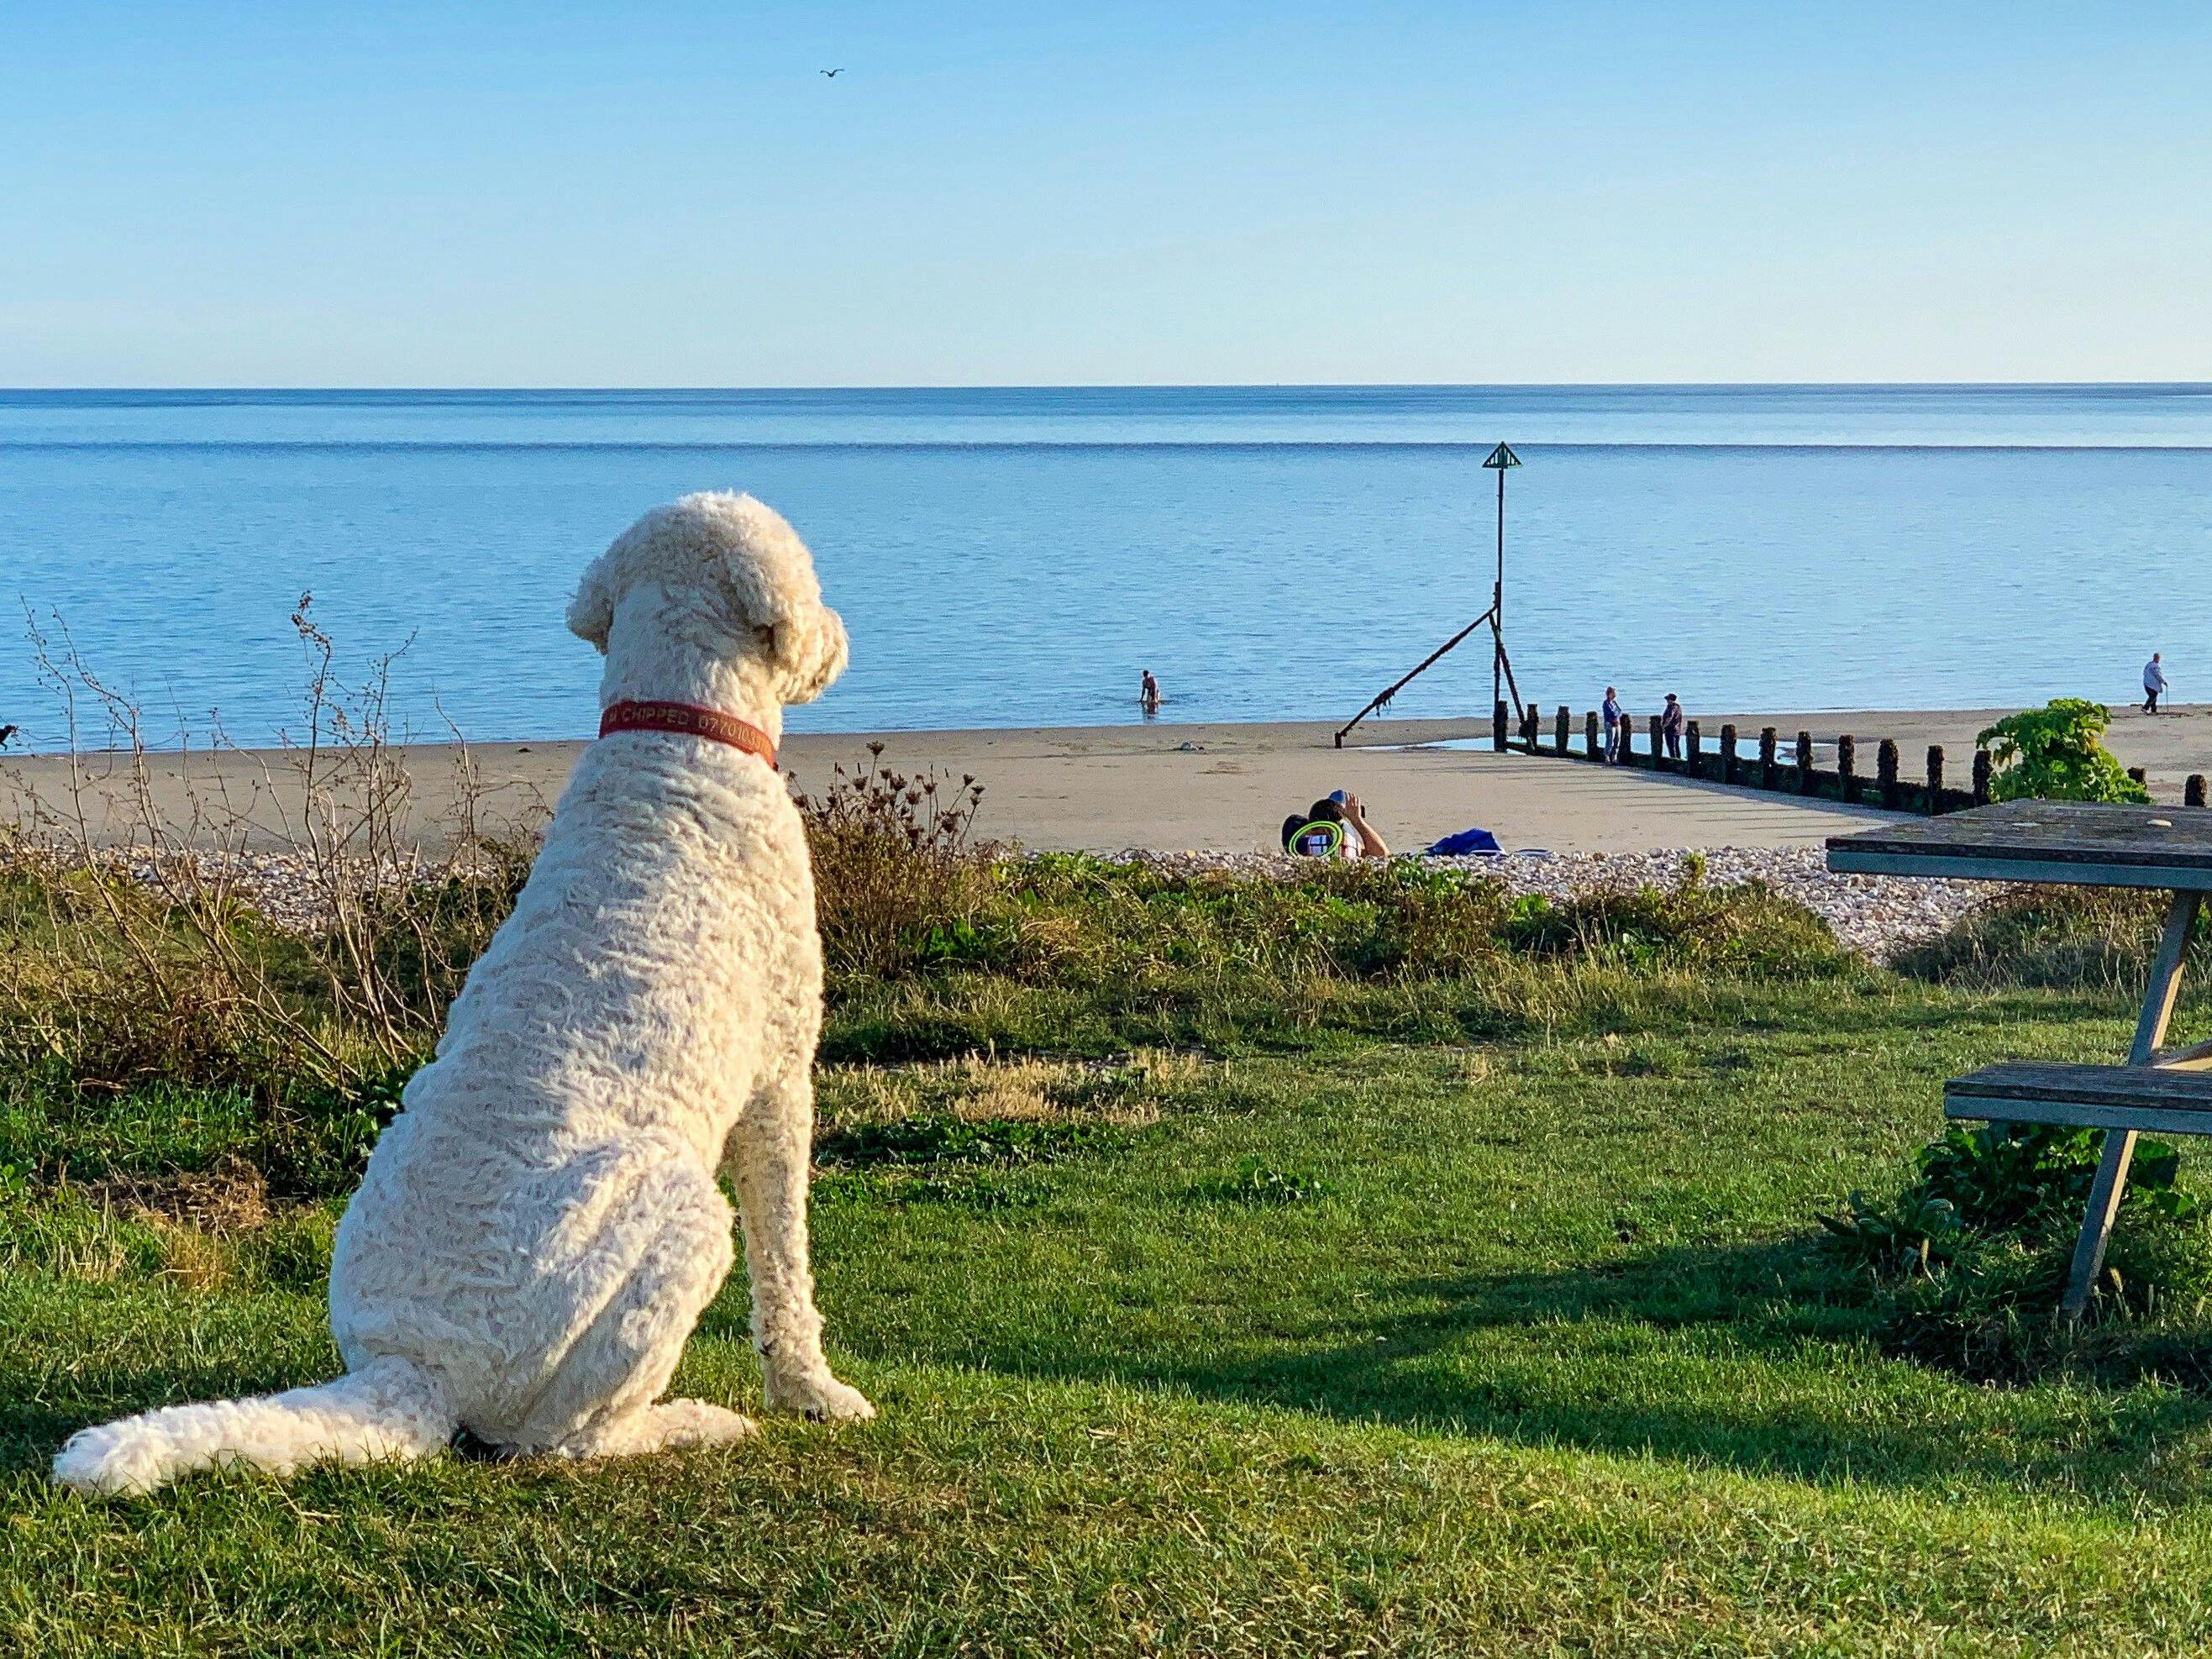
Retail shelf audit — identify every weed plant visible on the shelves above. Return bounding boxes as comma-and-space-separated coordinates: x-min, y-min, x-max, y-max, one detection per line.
1821, 1119, 2212, 1383
1977, 698, 2152, 805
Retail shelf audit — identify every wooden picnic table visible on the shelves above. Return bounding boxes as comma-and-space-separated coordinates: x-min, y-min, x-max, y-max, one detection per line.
1828, 800, 2212, 1317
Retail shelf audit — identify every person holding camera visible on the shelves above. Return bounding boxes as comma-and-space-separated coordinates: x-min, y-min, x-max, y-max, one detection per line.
1281, 790, 1391, 859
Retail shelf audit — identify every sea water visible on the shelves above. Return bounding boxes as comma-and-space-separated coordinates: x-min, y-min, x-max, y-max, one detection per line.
2, 386, 2209, 747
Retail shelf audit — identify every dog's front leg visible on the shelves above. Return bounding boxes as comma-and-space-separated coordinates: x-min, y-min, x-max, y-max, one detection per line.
735, 1066, 875, 1421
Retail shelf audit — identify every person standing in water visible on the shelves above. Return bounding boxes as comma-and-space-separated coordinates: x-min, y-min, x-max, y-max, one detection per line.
1139, 669, 1161, 716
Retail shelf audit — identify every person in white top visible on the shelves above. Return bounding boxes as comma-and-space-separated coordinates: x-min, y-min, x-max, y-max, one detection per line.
1331, 792, 1389, 858
1280, 791, 1391, 858
2145, 653, 2169, 715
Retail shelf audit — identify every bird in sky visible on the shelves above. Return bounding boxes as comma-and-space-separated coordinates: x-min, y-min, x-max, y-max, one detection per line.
820, 68, 842, 77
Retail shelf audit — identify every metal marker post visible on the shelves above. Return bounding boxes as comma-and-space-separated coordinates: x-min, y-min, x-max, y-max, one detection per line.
1481, 442, 1522, 723
1332, 439, 1526, 747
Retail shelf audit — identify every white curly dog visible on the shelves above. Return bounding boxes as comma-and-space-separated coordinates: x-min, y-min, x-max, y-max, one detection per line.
55, 491, 875, 1496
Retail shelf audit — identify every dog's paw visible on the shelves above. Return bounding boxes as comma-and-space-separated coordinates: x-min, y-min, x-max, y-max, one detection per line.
764, 1370, 876, 1422
654, 1399, 761, 1449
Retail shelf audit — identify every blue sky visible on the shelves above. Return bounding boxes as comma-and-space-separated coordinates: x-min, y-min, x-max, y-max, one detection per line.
4, 3, 2209, 386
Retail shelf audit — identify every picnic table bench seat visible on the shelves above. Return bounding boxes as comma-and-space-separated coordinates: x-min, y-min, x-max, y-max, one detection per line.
1947, 1061, 2212, 1139
1828, 802, 2212, 1317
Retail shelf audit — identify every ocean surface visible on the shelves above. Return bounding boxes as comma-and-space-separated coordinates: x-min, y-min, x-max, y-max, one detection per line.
3, 386, 2210, 749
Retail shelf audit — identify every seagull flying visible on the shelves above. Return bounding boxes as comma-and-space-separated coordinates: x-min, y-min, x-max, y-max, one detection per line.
821, 67, 842, 77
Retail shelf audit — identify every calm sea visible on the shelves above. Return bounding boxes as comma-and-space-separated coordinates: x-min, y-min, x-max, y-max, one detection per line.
3, 386, 2209, 748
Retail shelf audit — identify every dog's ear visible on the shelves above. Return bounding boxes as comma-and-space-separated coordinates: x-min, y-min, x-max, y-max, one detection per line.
566, 557, 615, 652
771, 604, 849, 705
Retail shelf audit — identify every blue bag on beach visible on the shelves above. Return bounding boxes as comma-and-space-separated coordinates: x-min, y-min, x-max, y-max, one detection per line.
1427, 827, 1502, 857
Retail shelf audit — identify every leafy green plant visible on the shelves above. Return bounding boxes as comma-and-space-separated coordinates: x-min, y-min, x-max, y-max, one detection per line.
1817, 1188, 1962, 1277
260, 1061, 418, 1200
1195, 1156, 1337, 1205
1916, 1121, 2101, 1230
1976, 699, 2150, 804
1821, 1117, 2212, 1378
1921, 1120, 2198, 1230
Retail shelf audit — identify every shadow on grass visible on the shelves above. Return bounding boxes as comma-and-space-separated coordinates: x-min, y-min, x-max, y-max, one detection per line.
0, 1404, 90, 1479
15, 1237, 2209, 1502
0, 1368, 317, 1482
16, 1243, 2212, 1508
994, 1238, 2212, 1499
0, 1320, 328, 1480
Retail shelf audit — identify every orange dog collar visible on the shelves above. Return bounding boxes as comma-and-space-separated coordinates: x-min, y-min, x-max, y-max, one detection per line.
597, 700, 777, 768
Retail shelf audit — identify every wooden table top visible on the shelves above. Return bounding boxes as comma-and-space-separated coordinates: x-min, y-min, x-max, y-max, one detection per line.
1827, 801, 2212, 889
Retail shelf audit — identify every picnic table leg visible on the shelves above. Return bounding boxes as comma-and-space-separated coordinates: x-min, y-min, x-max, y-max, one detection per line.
2061, 890, 2201, 1319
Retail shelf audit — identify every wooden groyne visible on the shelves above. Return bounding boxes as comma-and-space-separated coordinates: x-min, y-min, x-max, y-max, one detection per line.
1487, 701, 2204, 816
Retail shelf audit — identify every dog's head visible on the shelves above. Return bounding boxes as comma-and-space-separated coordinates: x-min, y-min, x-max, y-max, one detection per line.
567, 492, 849, 705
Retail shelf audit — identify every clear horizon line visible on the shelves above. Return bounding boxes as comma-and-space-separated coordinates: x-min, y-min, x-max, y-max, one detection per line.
8, 379, 2212, 396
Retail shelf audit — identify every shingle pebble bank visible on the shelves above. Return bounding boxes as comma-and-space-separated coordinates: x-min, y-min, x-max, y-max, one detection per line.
1113, 844, 1993, 962
84, 841, 1986, 964
116, 848, 437, 937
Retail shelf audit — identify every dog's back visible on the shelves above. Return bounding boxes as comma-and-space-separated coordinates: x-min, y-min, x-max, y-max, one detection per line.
328, 734, 818, 1425
54, 490, 866, 1494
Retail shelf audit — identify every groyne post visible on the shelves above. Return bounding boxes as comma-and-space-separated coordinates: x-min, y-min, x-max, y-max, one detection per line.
2189, 775, 2208, 808
2129, 766, 2149, 790
1505, 704, 2027, 819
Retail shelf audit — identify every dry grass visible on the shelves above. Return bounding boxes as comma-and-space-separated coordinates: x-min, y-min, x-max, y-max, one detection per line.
795, 740, 992, 979
1896, 884, 2187, 991
3, 601, 536, 1100
78, 1154, 274, 1237
818, 1049, 1206, 1134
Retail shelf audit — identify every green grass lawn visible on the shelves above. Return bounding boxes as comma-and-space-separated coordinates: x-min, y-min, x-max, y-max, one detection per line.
13, 950, 2212, 1656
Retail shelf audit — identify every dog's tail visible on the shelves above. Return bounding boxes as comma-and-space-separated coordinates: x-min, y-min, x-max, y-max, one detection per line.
50, 1355, 454, 1497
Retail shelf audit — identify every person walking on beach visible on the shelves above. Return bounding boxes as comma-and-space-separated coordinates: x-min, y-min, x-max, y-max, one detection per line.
1601, 686, 1623, 763
1139, 668, 1160, 716
1661, 693, 1684, 763
2144, 653, 2168, 715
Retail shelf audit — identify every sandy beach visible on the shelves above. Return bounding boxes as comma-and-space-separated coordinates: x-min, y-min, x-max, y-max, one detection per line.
8, 702, 2205, 857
